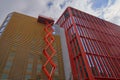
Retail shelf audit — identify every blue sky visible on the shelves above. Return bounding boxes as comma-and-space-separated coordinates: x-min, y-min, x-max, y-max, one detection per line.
92, 0, 109, 9
47, 1, 53, 8
0, 0, 120, 26
92, 0, 115, 9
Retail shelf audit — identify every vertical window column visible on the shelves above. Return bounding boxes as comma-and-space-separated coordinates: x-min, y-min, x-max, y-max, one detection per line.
25, 54, 34, 80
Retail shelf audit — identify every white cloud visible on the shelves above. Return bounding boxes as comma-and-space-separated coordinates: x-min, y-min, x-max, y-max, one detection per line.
0, 0, 120, 26
103, 0, 120, 25
89, 0, 120, 25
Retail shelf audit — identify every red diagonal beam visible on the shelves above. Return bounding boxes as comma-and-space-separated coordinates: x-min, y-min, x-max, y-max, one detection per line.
42, 22, 56, 80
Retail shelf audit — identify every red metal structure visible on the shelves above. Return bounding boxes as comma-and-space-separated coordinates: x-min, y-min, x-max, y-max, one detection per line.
38, 16, 56, 80
56, 7, 120, 80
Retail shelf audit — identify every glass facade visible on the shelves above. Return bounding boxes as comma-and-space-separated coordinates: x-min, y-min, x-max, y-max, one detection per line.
0, 13, 12, 37
56, 7, 120, 80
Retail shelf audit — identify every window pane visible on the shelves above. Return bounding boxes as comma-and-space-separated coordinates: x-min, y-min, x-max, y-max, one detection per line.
1, 74, 8, 79
0, 33, 2, 36
4, 61, 12, 71
28, 54, 34, 62
3, 21, 8, 26
6, 16, 11, 21
8, 52, 15, 61
37, 64, 41, 73
0, 27, 5, 32
9, 52, 15, 57
25, 75, 31, 80
27, 64, 33, 72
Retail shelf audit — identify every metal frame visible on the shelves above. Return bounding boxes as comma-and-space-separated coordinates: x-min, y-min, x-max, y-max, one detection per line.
42, 22, 56, 80
38, 16, 56, 80
56, 7, 120, 80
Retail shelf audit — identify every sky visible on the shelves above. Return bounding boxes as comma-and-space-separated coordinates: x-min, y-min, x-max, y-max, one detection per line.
0, 0, 120, 26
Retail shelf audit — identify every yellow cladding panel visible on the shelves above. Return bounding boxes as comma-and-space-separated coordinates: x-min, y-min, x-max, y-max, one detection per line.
0, 12, 65, 80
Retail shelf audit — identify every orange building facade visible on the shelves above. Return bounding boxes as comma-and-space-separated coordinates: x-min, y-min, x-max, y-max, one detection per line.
0, 12, 65, 80
0, 7, 120, 80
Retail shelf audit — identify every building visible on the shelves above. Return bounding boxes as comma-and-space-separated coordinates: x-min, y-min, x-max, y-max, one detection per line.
0, 7, 120, 80
0, 12, 65, 80
56, 7, 120, 80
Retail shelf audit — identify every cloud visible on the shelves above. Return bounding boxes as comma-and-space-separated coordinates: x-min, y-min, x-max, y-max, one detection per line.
0, 0, 28, 25
103, 0, 120, 25
0, 0, 120, 26
89, 0, 120, 25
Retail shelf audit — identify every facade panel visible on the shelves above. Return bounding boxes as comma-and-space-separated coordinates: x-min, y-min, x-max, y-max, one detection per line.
56, 7, 120, 80
0, 12, 65, 80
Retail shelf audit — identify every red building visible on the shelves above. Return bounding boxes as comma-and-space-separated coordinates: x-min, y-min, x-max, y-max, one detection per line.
56, 7, 120, 80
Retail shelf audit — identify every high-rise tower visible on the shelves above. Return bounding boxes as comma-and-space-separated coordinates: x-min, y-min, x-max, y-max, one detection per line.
56, 7, 120, 80
0, 12, 65, 80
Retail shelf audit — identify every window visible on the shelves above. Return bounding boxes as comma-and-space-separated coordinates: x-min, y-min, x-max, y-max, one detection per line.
25, 75, 31, 80
28, 54, 34, 62
36, 75, 41, 80
0, 27, 5, 32
8, 52, 15, 61
0, 33, 1, 36
86, 55, 91, 67
37, 64, 41, 73
2, 21, 8, 27
8, 13, 13, 17
54, 68, 58, 75
74, 59, 80, 80
71, 9, 75, 16
9, 52, 15, 57
27, 64, 33, 72
6, 16, 11, 21
64, 10, 70, 19
1, 74, 8, 79
80, 38, 87, 52
4, 61, 12, 71
38, 57, 41, 63
53, 76, 59, 80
